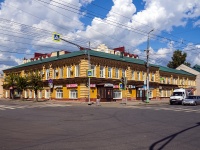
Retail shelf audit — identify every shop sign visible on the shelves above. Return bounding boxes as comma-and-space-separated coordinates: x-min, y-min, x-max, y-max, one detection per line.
104, 83, 113, 87
54, 85, 63, 89
90, 84, 96, 88
113, 85, 119, 88
66, 84, 78, 88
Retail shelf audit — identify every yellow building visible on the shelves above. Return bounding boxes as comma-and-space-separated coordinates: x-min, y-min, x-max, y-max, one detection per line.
3, 50, 196, 102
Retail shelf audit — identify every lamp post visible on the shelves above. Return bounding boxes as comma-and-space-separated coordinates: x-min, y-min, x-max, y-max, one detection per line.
88, 42, 91, 105
146, 29, 154, 103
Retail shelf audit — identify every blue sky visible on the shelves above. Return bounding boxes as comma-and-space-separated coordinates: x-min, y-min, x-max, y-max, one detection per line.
0, 0, 200, 72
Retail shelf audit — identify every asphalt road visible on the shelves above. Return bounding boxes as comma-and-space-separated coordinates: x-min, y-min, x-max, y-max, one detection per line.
0, 100, 200, 150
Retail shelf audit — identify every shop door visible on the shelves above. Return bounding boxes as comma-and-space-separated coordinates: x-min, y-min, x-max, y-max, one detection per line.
136, 89, 146, 101
106, 88, 113, 101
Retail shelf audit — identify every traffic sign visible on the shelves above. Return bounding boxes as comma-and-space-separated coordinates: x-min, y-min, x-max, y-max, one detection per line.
87, 70, 92, 77
48, 79, 53, 83
53, 32, 61, 42
119, 83, 125, 90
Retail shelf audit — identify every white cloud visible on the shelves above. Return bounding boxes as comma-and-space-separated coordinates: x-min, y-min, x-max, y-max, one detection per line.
0, 0, 200, 72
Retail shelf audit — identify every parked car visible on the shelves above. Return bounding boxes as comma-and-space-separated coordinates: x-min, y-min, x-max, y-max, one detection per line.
182, 95, 200, 106
170, 88, 187, 105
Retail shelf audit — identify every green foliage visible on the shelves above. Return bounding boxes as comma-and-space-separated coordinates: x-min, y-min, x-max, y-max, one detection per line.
184, 62, 191, 67
4, 73, 17, 99
167, 50, 188, 69
28, 71, 43, 101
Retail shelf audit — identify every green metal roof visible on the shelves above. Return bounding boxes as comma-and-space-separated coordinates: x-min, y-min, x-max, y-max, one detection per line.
156, 65, 195, 76
3, 50, 196, 76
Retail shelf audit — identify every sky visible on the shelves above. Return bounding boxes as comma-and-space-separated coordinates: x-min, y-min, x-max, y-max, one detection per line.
0, 0, 200, 73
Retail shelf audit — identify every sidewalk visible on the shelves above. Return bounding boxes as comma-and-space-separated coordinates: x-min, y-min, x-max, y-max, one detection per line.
0, 98, 169, 107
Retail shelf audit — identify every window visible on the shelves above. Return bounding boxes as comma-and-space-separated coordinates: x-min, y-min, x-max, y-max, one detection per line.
56, 89, 63, 99
122, 69, 126, 77
115, 68, 119, 78
75, 65, 80, 77
60, 67, 63, 78
38, 90, 42, 98
100, 66, 105, 78
131, 70, 134, 80
67, 66, 71, 78
91, 65, 96, 77
45, 90, 50, 99
152, 73, 155, 81
168, 78, 171, 84
142, 72, 145, 81
53, 68, 56, 79
113, 90, 122, 99
24, 90, 27, 98
29, 90, 32, 98
137, 71, 140, 80
70, 90, 78, 99
108, 67, 112, 78
46, 69, 50, 80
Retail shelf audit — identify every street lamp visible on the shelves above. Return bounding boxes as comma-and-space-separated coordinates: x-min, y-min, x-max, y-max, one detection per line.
146, 29, 154, 103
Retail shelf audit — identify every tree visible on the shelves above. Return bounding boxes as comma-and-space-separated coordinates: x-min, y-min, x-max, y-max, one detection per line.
184, 62, 191, 67
3, 73, 17, 99
28, 71, 43, 102
15, 76, 28, 100
167, 50, 190, 69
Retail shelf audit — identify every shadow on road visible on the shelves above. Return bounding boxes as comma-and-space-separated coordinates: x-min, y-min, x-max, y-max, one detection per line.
149, 122, 200, 150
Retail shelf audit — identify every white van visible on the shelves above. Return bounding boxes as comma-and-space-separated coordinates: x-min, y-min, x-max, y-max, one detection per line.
170, 89, 187, 105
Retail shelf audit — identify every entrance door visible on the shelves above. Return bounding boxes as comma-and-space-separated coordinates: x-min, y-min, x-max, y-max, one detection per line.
98, 87, 113, 102
106, 88, 113, 102
136, 89, 146, 101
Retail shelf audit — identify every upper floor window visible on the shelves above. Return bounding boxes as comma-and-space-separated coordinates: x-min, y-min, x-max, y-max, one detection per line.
46, 69, 50, 80
115, 68, 119, 78
108, 67, 112, 78
91, 65, 96, 77
67, 66, 71, 78
100, 66, 105, 78
59, 67, 63, 78
151, 73, 155, 81
122, 69, 126, 77
131, 70, 134, 80
75, 65, 80, 77
137, 71, 140, 80
142, 72, 145, 81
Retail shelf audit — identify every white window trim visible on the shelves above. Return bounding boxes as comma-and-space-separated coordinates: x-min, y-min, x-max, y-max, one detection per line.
108, 67, 112, 78
91, 65, 96, 77
56, 89, 63, 99
69, 90, 78, 99
75, 65, 80, 77
67, 66, 71, 78
100, 66, 105, 78
115, 68, 119, 78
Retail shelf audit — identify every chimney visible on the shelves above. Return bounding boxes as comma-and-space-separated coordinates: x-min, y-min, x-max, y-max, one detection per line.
57, 51, 59, 58
120, 52, 124, 58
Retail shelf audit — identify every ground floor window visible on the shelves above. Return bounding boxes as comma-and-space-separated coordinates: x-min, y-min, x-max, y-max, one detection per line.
56, 89, 63, 99
24, 90, 27, 98
45, 90, 50, 99
38, 90, 42, 98
70, 90, 78, 99
29, 90, 32, 98
6, 91, 8, 98
113, 90, 122, 99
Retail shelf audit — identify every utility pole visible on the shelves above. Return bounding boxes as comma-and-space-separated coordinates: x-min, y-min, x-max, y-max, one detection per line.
88, 42, 91, 105
146, 29, 154, 103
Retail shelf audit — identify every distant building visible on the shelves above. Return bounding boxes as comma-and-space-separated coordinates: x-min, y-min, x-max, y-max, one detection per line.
0, 73, 3, 98
177, 64, 200, 95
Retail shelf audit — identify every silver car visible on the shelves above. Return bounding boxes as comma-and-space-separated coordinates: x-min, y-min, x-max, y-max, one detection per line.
182, 96, 200, 106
